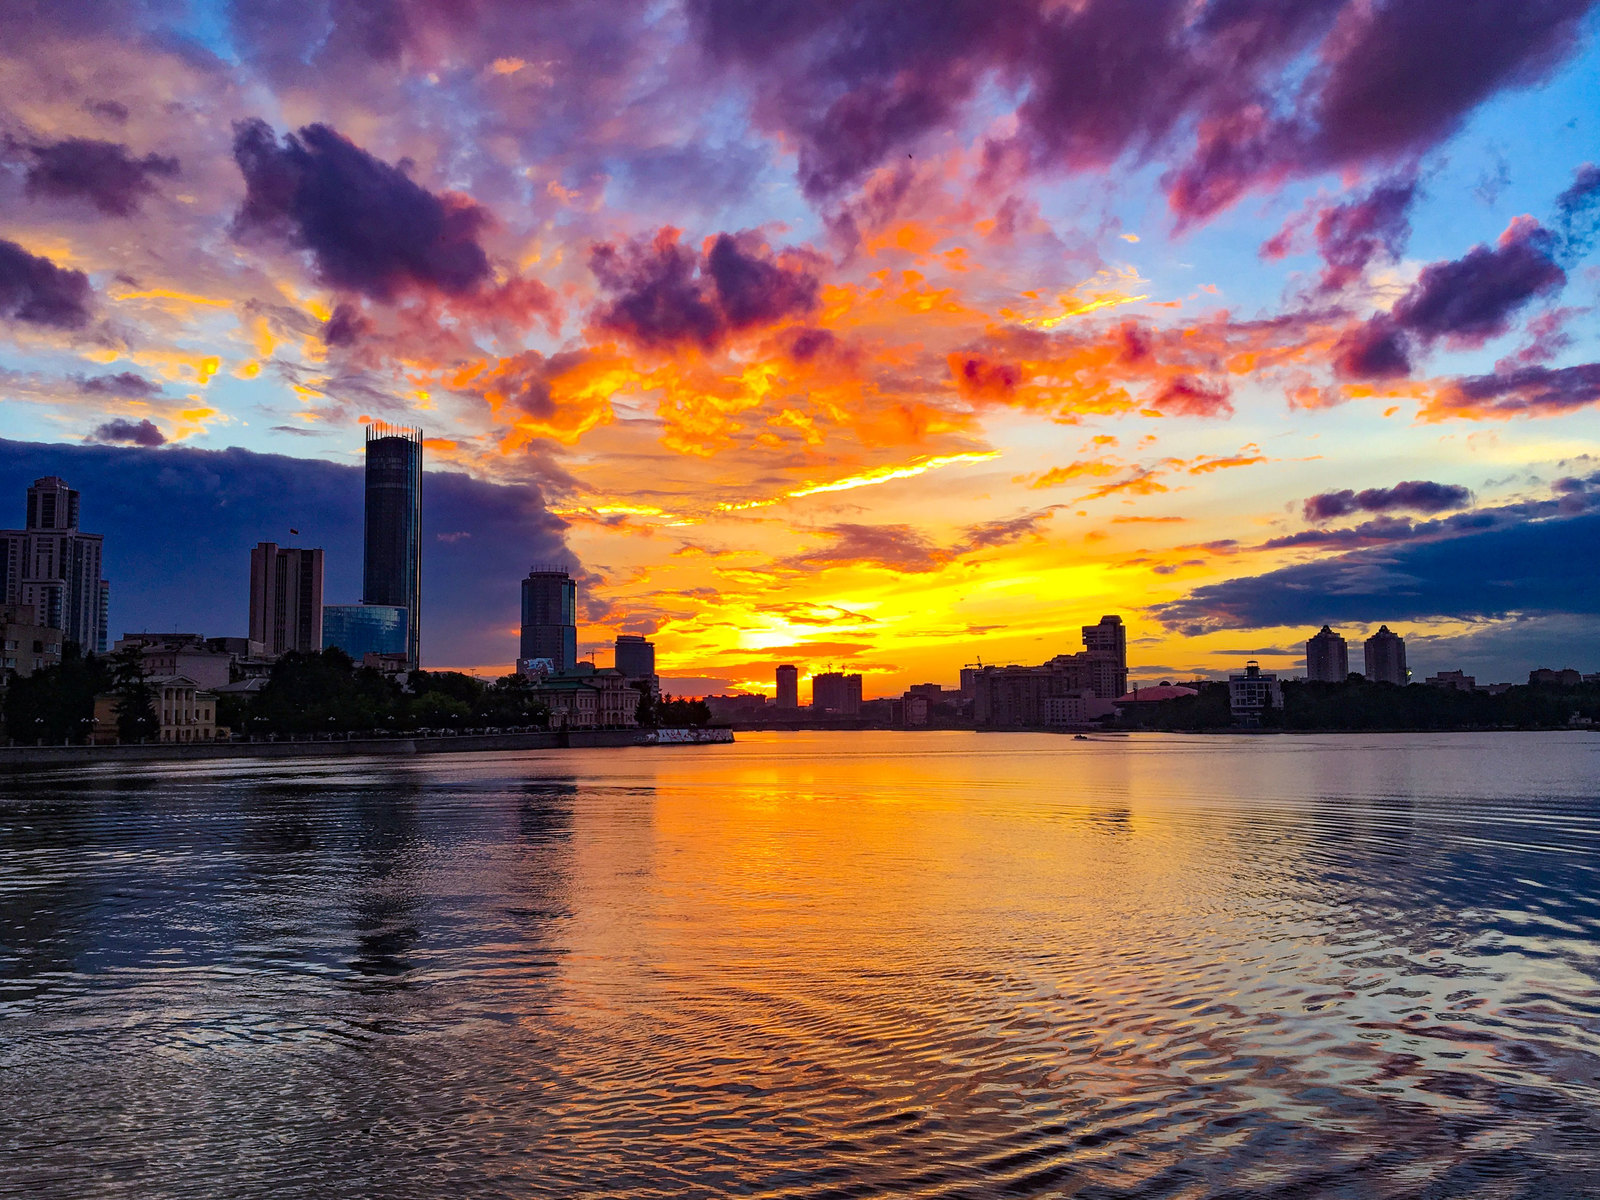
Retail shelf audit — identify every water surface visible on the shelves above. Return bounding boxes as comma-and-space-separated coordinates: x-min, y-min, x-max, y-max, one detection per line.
4, 731, 1600, 1197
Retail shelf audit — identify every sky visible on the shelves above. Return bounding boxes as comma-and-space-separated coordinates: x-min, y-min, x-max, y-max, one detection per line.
1, 0, 1599, 696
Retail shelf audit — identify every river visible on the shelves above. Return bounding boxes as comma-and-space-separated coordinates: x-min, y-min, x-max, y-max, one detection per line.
3, 730, 1599, 1197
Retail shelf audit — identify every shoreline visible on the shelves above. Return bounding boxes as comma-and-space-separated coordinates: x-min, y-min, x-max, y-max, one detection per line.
0, 726, 733, 768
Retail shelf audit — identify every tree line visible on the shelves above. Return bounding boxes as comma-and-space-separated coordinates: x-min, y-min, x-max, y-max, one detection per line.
1116, 677, 1600, 732
4, 647, 713, 743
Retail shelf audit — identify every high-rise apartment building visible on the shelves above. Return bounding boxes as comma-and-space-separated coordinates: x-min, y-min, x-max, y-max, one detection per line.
1306, 625, 1349, 683
249, 542, 324, 656
363, 423, 423, 669
1363, 625, 1408, 685
811, 671, 863, 715
0, 476, 108, 653
1080, 615, 1128, 698
520, 566, 577, 671
775, 664, 798, 709
615, 634, 655, 678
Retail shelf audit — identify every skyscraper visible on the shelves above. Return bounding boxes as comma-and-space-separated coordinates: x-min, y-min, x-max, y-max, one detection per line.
1363, 625, 1408, 686
615, 634, 655, 678
363, 423, 423, 669
249, 542, 325, 656
1306, 625, 1349, 682
0, 476, 108, 653
775, 664, 798, 708
520, 566, 577, 671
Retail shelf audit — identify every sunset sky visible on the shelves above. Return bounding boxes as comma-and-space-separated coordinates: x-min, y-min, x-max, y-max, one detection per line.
2, 0, 1599, 695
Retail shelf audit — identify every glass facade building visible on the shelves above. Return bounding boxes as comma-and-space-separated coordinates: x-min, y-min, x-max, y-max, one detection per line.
521, 567, 578, 671
363, 423, 423, 669
323, 604, 408, 663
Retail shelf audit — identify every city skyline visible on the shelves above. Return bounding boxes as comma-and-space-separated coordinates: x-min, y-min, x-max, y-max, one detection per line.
1, 5, 1599, 692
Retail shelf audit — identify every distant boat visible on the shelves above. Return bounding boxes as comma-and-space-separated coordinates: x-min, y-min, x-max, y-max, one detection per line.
1074, 734, 1090, 740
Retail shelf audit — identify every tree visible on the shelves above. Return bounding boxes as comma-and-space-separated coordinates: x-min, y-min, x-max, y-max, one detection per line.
2, 646, 109, 744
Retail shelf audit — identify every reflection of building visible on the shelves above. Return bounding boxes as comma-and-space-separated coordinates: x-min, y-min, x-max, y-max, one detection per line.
249, 542, 325, 656
324, 603, 409, 662
1228, 660, 1283, 726
363, 423, 423, 669
0, 476, 109, 653
1306, 625, 1349, 682
1363, 625, 1408, 685
1426, 670, 1477, 691
775, 664, 798, 709
0, 604, 61, 685
811, 671, 862, 715
521, 567, 577, 672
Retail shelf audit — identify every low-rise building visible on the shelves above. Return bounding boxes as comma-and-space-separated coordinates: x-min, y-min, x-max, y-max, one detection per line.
1042, 691, 1117, 727
114, 633, 233, 691
92, 676, 224, 743
529, 668, 638, 729
1228, 661, 1283, 726
1425, 670, 1477, 691
0, 603, 62, 685
1530, 667, 1584, 687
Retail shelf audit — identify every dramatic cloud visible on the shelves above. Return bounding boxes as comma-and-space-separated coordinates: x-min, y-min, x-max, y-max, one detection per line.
589, 227, 821, 351
1153, 510, 1600, 633
231, 119, 493, 302
0, 240, 92, 329
1312, 175, 1417, 292
1303, 480, 1473, 521
23, 137, 179, 217
1424, 362, 1600, 420
90, 418, 166, 447
0, 439, 569, 668
1337, 217, 1567, 379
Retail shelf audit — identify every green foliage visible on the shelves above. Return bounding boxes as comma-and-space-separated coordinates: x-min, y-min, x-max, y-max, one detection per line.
633, 681, 658, 728
656, 694, 712, 727
115, 681, 160, 742
1119, 677, 1600, 732
2, 645, 109, 743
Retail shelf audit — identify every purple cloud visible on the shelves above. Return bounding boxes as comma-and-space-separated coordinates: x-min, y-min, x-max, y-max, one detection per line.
90, 418, 166, 447
1303, 480, 1473, 521
0, 239, 92, 329
24, 137, 179, 217
232, 119, 492, 302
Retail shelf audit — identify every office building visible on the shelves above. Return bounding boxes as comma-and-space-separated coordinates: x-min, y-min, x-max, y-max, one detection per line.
1306, 625, 1349, 683
249, 542, 325, 656
521, 566, 578, 672
324, 603, 408, 662
1228, 660, 1283, 726
1363, 625, 1408, 686
0, 603, 62, 685
811, 671, 862, 715
615, 634, 655, 678
0, 476, 108, 653
775, 664, 798, 709
363, 423, 423, 669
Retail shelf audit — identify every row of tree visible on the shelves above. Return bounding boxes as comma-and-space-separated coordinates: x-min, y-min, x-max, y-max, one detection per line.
3, 647, 715, 743
1116, 677, 1600, 731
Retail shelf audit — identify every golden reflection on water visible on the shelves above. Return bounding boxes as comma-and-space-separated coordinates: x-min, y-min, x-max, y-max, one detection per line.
3, 731, 1600, 1197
